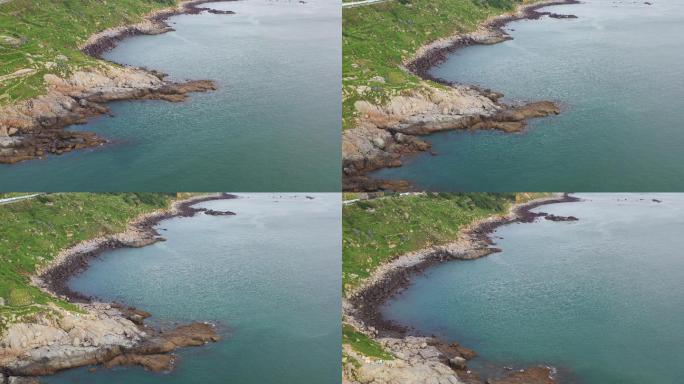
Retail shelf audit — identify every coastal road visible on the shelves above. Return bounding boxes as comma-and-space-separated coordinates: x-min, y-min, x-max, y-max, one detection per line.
342, 0, 391, 8
0, 193, 45, 206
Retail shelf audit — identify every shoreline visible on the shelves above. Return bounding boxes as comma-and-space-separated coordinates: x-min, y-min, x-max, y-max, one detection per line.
343, 193, 580, 383
406, 0, 581, 83
342, 0, 580, 192
35, 192, 238, 301
81, 1, 236, 58
1, 193, 237, 379
0, 1, 235, 165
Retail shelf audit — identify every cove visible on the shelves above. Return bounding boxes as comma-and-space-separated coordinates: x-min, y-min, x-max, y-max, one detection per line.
43, 194, 341, 383
0, 1, 341, 191
372, 0, 684, 191
381, 193, 684, 383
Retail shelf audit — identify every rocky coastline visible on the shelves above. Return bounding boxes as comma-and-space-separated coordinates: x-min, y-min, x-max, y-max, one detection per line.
342, 0, 580, 191
81, 0, 236, 58
0, 193, 237, 381
0, 1, 234, 165
406, 0, 581, 82
343, 193, 580, 384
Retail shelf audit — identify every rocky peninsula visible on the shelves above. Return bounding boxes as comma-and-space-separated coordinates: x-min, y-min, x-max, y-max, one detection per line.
0, 193, 237, 381
343, 193, 580, 384
342, 0, 580, 191
0, 1, 234, 164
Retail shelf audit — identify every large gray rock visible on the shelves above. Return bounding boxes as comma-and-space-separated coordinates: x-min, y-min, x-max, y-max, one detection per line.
448, 356, 467, 370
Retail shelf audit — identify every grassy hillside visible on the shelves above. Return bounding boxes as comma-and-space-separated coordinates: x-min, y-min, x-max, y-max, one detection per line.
0, 0, 177, 105
342, 0, 533, 129
0, 193, 174, 332
342, 192, 551, 293
342, 192, 551, 363
343, 323, 394, 360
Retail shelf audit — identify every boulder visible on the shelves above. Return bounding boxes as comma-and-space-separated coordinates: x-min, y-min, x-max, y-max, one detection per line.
448, 356, 467, 370
104, 354, 174, 372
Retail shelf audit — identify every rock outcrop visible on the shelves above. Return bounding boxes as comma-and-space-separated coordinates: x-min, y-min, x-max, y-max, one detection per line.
103, 353, 175, 372
0, 303, 145, 376
0, 195, 233, 379
0, 0, 234, 165
342, 0, 577, 191
344, 336, 469, 384
0, 303, 220, 377
0, 66, 216, 164
342, 195, 579, 384
342, 83, 561, 191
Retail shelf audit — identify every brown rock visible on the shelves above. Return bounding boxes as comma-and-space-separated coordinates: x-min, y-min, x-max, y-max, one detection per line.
0, 68, 217, 165
104, 354, 175, 372
452, 343, 477, 360
136, 322, 220, 355
342, 175, 412, 192
487, 366, 556, 384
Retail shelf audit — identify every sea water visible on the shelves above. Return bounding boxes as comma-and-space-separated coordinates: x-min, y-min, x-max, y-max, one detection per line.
382, 193, 684, 383
45, 193, 341, 383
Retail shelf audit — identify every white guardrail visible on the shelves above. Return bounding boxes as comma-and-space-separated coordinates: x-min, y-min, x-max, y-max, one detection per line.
0, 193, 45, 206
343, 0, 390, 8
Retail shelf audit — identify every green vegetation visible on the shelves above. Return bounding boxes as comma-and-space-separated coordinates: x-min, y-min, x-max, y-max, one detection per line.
343, 192, 360, 201
343, 192, 551, 292
341, 192, 551, 361
342, 0, 534, 129
0, 193, 174, 332
343, 324, 395, 360
0, 0, 179, 105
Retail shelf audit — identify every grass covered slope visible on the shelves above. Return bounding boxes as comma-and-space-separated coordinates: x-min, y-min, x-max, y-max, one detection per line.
0, 0, 177, 105
343, 193, 515, 292
0, 193, 173, 332
342, 192, 551, 363
342, 0, 532, 129
343, 323, 394, 360
342, 192, 550, 292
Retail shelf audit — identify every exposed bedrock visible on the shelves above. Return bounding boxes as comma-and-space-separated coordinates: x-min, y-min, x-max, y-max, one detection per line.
343, 196, 578, 383
342, 85, 560, 190
0, 0, 233, 165
345, 333, 556, 384
0, 195, 234, 379
0, 67, 216, 164
342, 0, 577, 191
0, 303, 220, 377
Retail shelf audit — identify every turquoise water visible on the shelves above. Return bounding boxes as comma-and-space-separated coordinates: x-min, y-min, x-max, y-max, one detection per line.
0, 1, 340, 191
44, 194, 341, 384
373, 0, 684, 191
382, 193, 684, 383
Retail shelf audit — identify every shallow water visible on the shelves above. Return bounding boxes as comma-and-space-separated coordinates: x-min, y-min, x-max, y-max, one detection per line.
0, 1, 341, 191
372, 0, 684, 191
381, 193, 684, 383
44, 194, 341, 384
